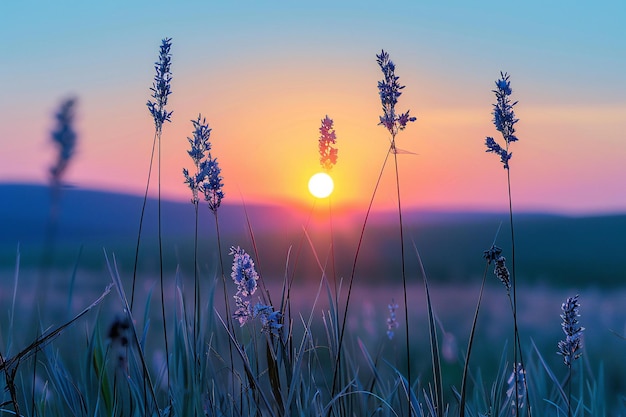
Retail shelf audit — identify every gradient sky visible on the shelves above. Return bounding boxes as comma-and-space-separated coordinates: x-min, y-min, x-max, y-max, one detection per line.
2, 1, 625, 214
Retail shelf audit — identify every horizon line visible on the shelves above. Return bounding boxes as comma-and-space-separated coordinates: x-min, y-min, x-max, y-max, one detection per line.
2, 180, 625, 218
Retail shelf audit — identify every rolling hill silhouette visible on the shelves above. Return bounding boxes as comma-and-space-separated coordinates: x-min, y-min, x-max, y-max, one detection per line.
1, 183, 625, 287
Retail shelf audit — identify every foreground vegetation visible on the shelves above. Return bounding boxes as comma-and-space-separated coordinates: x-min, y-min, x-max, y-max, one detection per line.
1, 38, 624, 417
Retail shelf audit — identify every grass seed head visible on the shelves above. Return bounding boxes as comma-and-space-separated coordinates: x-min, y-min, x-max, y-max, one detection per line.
147, 37, 173, 130
376, 50, 416, 136
484, 72, 518, 169
50, 97, 77, 187
318, 115, 338, 171
230, 246, 259, 326
557, 294, 584, 367
493, 255, 511, 292
507, 363, 527, 412
386, 299, 399, 340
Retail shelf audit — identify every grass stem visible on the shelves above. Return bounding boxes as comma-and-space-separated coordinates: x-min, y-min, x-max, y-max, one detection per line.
391, 138, 413, 416
331, 147, 391, 410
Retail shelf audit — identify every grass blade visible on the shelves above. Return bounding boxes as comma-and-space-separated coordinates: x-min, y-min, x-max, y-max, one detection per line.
412, 239, 443, 417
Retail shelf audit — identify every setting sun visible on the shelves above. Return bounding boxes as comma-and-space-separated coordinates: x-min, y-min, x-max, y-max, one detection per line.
308, 172, 334, 199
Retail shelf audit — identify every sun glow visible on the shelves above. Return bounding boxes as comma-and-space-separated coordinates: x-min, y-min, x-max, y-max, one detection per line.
308, 172, 334, 199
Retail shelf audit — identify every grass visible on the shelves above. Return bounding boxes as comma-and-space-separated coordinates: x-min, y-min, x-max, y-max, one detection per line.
0, 40, 624, 417
0, 262, 622, 416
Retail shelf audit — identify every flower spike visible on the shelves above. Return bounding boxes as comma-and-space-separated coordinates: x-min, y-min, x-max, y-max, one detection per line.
484, 72, 518, 169
376, 50, 416, 136
147, 38, 173, 131
318, 115, 338, 171
557, 295, 584, 367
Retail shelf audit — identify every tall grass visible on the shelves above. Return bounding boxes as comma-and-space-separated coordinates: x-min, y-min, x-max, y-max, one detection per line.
40, 97, 78, 295
484, 72, 530, 416
332, 50, 417, 415
1, 40, 621, 417
557, 295, 585, 417
131, 36, 174, 403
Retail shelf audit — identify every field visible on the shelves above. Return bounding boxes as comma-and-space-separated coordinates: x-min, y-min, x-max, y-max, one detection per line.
2, 184, 626, 416
1, 37, 625, 417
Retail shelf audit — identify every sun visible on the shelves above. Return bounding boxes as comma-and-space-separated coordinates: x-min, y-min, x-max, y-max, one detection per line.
308, 172, 334, 199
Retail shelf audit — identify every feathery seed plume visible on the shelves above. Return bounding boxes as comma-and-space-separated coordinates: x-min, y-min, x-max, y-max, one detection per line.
201, 156, 224, 213
506, 363, 527, 412
254, 303, 283, 336
386, 299, 399, 340
483, 245, 503, 264
183, 115, 212, 204
557, 295, 584, 367
485, 72, 518, 169
107, 315, 131, 369
376, 50, 416, 137
230, 246, 259, 326
50, 98, 77, 188
318, 115, 338, 171
182, 114, 224, 211
147, 38, 173, 131
494, 256, 511, 292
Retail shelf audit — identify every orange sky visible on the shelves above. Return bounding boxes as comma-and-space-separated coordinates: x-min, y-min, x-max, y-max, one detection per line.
2, 2, 625, 215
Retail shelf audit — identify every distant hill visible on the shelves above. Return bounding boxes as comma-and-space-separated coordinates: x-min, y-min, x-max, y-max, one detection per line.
1, 183, 625, 287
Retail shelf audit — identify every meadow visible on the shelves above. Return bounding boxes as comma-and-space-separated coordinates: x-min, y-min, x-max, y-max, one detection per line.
1, 38, 625, 417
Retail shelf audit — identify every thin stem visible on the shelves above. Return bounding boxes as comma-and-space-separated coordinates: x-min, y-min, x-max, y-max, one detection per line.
131, 131, 158, 311
40, 183, 60, 280
241, 202, 272, 307
328, 195, 339, 323
330, 146, 392, 409
31, 327, 40, 417
506, 168, 528, 417
459, 262, 489, 417
193, 202, 199, 369
568, 366, 572, 417
391, 136, 412, 414
506, 293, 530, 417
507, 168, 516, 325
0, 352, 21, 417
214, 213, 230, 330
214, 212, 236, 408
157, 128, 170, 398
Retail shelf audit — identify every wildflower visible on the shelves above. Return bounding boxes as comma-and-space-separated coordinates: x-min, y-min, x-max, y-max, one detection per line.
233, 294, 253, 327
484, 72, 518, 169
485, 137, 512, 169
557, 295, 584, 367
229, 246, 259, 326
200, 156, 224, 213
506, 363, 527, 412
182, 114, 224, 211
376, 50, 416, 136
183, 115, 212, 204
492, 73, 518, 143
386, 299, 399, 340
107, 315, 131, 369
147, 38, 173, 131
318, 115, 338, 171
493, 256, 511, 292
186, 115, 212, 165
254, 303, 283, 335
482, 245, 502, 264
50, 98, 77, 187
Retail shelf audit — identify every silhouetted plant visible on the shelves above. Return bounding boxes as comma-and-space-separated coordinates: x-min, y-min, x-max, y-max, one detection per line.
484, 72, 529, 417
43, 97, 78, 272
558, 295, 584, 417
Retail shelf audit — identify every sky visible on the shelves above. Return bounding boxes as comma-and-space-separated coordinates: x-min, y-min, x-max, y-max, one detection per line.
1, 1, 625, 215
